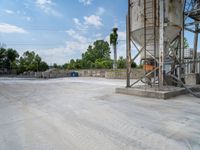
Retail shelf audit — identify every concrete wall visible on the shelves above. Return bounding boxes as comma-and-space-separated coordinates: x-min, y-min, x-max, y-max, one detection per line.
42, 69, 69, 78
78, 69, 108, 78
41, 69, 108, 78
17, 69, 69, 78
105, 69, 144, 79
77, 69, 144, 79
18, 71, 44, 78
2, 69, 144, 79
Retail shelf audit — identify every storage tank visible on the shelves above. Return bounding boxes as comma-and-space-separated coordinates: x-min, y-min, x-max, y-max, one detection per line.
130, 0, 184, 59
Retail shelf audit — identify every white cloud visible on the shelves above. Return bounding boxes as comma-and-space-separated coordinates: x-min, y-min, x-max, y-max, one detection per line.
0, 23, 27, 34
35, 31, 126, 65
117, 31, 126, 58
72, 14, 103, 32
39, 44, 82, 64
84, 15, 103, 27
93, 33, 102, 39
79, 0, 92, 5
72, 8, 104, 30
40, 29, 104, 64
40, 39, 90, 64
35, 0, 62, 17
4, 9, 14, 14
66, 29, 89, 43
73, 18, 82, 26
96, 7, 105, 16
73, 18, 86, 30
73, 18, 88, 34
118, 31, 126, 41
36, 0, 52, 5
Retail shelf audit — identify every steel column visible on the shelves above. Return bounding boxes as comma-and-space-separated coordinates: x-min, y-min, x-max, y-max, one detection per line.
159, 0, 165, 88
126, 0, 131, 88
192, 23, 199, 73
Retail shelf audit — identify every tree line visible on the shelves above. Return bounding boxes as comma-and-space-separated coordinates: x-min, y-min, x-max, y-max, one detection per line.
0, 48, 49, 74
0, 39, 137, 74
57, 40, 137, 70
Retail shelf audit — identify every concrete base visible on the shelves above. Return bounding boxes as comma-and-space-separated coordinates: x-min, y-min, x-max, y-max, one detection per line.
185, 73, 200, 85
116, 86, 187, 99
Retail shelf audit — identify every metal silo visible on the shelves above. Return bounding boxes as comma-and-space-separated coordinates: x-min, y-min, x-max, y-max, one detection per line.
130, 0, 184, 59
125, 0, 200, 97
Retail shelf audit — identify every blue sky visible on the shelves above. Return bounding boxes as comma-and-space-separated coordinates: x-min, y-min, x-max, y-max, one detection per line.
0, 0, 127, 64
0, 0, 199, 65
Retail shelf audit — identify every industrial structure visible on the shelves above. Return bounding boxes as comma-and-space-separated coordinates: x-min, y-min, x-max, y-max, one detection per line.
121, 0, 200, 99
184, 0, 200, 75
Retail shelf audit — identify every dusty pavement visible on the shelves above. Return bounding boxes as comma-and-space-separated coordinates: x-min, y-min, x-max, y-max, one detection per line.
0, 77, 200, 150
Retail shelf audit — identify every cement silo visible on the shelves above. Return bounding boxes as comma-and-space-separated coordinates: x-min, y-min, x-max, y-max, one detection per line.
130, 0, 184, 60
124, 0, 200, 98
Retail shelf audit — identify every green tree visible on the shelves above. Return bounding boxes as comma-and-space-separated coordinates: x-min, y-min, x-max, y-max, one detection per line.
184, 37, 189, 49
68, 59, 76, 70
81, 40, 111, 69
116, 57, 137, 69
94, 58, 113, 69
0, 48, 19, 71
39, 61, 49, 71
18, 51, 48, 73
75, 59, 83, 69
53, 63, 63, 69
117, 56, 126, 69
19, 51, 37, 72
131, 61, 137, 68
6, 48, 19, 63
66, 40, 112, 69
62, 63, 69, 69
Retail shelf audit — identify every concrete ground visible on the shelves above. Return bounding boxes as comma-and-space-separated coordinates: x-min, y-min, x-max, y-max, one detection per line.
0, 77, 200, 150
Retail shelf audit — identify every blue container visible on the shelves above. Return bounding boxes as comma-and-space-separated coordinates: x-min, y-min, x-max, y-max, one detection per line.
70, 71, 79, 77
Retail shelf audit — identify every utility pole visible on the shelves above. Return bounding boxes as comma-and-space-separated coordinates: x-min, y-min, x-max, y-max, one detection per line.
110, 28, 118, 70
113, 41, 117, 70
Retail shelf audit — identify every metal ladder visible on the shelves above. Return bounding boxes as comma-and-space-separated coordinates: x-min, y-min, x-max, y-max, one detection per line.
144, 0, 157, 57
143, 0, 158, 85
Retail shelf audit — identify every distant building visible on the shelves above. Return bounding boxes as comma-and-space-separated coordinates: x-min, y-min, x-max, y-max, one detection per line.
184, 48, 193, 58
184, 48, 200, 59
184, 48, 200, 74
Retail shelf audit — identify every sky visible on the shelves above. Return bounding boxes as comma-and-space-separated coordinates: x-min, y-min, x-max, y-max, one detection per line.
0, 0, 127, 65
0, 0, 199, 65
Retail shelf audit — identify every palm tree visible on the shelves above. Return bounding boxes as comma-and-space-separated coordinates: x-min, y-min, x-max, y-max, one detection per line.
110, 28, 118, 69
